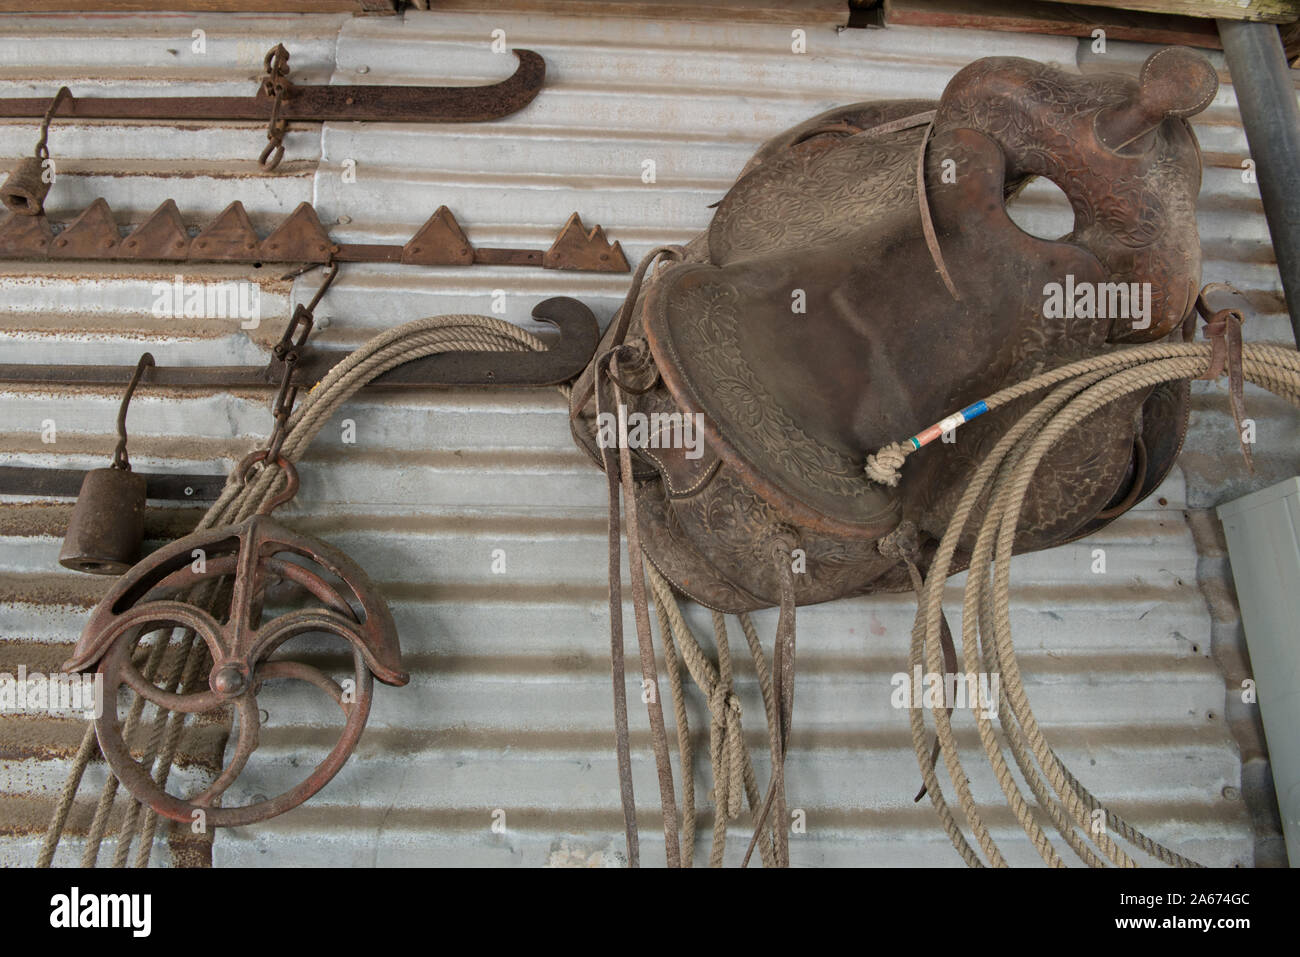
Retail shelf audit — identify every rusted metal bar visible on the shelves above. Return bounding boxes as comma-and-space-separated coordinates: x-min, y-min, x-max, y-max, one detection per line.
0, 49, 545, 124
0, 296, 599, 390
0, 298, 600, 500
0, 466, 223, 501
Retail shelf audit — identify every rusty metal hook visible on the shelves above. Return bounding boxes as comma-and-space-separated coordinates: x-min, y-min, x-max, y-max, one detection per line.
234, 450, 300, 514
110, 352, 154, 472
35, 86, 71, 160
262, 43, 290, 80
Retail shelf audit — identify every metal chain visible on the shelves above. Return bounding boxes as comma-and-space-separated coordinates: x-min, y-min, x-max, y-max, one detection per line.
262, 261, 338, 463
258, 44, 292, 171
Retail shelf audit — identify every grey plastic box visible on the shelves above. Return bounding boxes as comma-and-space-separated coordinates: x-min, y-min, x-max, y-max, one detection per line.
1218, 477, 1300, 866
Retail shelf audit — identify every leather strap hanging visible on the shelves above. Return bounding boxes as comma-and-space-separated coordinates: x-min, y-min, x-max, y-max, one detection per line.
596, 342, 681, 867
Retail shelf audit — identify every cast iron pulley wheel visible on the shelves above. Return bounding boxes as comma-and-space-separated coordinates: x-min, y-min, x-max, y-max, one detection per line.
63, 496, 408, 827
94, 599, 376, 829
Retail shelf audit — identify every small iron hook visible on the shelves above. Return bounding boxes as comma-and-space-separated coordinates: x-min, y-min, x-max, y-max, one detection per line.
111, 352, 155, 472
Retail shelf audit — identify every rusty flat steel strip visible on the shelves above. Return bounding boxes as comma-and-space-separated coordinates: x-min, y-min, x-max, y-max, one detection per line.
333, 243, 403, 263
0, 50, 544, 123
474, 247, 544, 267
0, 364, 275, 389
0, 466, 223, 501
0, 297, 599, 391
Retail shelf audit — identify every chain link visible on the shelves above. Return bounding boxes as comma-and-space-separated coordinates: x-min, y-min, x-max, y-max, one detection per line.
258, 44, 293, 171
261, 260, 338, 463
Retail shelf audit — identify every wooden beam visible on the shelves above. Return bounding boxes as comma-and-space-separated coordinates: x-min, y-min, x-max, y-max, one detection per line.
1281, 19, 1300, 62
0, 1, 396, 12
413, 0, 847, 25
886, 0, 1222, 48
1033, 0, 1297, 24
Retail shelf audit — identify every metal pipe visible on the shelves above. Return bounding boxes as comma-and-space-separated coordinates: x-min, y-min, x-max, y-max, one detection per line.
1217, 20, 1300, 348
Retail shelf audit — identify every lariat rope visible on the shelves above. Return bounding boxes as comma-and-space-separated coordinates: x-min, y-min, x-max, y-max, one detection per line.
39, 314, 556, 868
864, 331, 1300, 867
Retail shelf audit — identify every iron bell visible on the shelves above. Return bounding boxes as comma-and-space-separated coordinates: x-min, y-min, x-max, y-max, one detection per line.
0, 156, 51, 216
58, 467, 147, 575
58, 352, 154, 575
3, 87, 71, 217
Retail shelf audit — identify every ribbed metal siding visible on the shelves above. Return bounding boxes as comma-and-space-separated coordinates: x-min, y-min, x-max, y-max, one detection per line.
0, 9, 1289, 867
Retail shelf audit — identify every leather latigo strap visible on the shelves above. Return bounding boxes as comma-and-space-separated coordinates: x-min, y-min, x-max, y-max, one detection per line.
597, 345, 681, 867
1195, 285, 1253, 472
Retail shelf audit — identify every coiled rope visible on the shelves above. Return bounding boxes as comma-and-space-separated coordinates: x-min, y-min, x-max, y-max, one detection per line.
866, 337, 1300, 866
39, 314, 555, 868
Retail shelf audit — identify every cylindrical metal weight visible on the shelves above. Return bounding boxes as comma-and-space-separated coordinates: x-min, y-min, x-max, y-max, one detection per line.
58, 467, 147, 575
1, 155, 52, 216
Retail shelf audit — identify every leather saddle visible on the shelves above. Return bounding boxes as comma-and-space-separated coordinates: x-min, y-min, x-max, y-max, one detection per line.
571, 47, 1217, 614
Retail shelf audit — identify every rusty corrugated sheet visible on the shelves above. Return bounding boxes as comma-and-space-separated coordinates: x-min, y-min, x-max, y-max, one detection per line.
0, 9, 1290, 866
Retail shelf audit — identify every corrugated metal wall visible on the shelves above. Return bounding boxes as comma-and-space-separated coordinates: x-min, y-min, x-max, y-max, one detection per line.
0, 8, 1292, 867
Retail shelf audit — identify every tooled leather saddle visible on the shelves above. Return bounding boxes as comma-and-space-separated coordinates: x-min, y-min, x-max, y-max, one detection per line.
569, 47, 1219, 865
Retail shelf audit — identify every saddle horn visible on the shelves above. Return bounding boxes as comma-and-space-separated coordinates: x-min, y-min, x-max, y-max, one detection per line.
1095, 47, 1219, 152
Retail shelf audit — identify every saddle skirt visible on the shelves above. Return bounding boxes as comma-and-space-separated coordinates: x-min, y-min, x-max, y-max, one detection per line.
571, 47, 1217, 613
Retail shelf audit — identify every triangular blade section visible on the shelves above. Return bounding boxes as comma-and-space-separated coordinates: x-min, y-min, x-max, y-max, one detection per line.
402, 206, 474, 266
191, 201, 260, 260
0, 211, 53, 258
260, 202, 332, 263
122, 200, 191, 260
543, 212, 629, 272
49, 198, 120, 259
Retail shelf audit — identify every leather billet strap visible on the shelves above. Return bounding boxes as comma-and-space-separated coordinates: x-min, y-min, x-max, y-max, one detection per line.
595, 354, 640, 866
596, 343, 682, 867
914, 119, 961, 302
1194, 285, 1252, 472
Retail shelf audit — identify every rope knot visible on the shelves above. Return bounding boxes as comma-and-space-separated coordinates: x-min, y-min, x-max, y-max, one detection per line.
865, 441, 910, 486
707, 686, 742, 721
878, 520, 922, 564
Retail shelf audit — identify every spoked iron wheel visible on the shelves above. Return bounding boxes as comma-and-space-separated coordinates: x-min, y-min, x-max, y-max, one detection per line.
95, 609, 375, 828
64, 466, 407, 828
